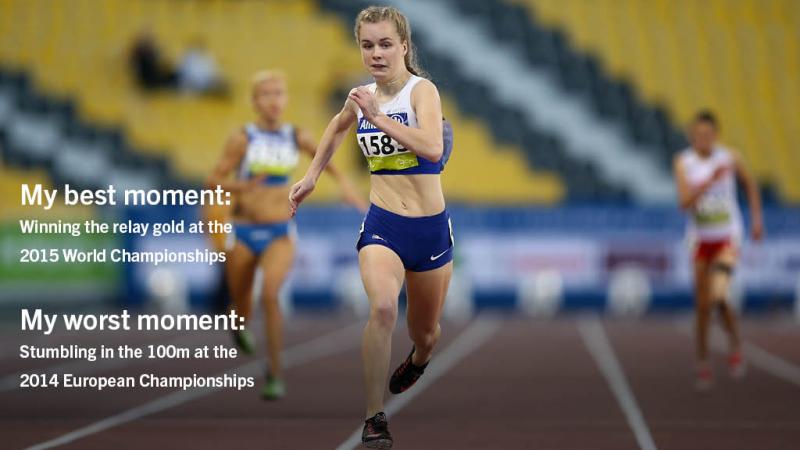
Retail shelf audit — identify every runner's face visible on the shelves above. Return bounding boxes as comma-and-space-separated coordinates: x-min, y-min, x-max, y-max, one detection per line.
691, 122, 716, 154
252, 78, 287, 122
358, 21, 407, 81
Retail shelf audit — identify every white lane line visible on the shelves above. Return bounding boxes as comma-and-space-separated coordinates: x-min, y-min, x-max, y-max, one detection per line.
24, 322, 364, 450
0, 332, 207, 392
335, 317, 501, 450
674, 317, 800, 388
578, 317, 658, 450
743, 343, 800, 387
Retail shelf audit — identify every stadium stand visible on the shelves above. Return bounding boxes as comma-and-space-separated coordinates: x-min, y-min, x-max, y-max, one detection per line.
513, 0, 799, 202
0, 0, 564, 204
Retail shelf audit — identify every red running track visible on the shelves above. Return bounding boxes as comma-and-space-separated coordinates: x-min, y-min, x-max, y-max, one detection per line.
1, 314, 799, 450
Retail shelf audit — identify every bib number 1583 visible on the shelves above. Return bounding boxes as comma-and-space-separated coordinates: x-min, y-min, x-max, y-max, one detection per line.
359, 134, 407, 156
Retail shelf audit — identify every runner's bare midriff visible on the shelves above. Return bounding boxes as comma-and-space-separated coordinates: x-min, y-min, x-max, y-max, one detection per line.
234, 184, 292, 223
370, 174, 445, 217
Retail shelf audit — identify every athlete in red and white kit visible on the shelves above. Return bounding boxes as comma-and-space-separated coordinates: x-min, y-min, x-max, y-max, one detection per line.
673, 110, 764, 390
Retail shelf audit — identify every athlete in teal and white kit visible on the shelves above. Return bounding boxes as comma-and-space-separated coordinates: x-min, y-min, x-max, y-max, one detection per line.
207, 70, 365, 400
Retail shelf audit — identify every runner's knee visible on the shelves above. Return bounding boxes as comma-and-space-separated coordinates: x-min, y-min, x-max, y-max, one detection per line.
369, 300, 398, 330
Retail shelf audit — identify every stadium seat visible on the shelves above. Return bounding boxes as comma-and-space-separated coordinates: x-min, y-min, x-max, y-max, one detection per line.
514, 0, 800, 202
0, 0, 566, 204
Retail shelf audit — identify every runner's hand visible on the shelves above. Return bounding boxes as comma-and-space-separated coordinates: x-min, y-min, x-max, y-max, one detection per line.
349, 87, 380, 121
289, 177, 316, 217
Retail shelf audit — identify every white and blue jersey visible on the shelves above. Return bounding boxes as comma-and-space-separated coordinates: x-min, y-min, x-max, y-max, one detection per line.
238, 123, 300, 186
233, 123, 299, 255
355, 75, 446, 175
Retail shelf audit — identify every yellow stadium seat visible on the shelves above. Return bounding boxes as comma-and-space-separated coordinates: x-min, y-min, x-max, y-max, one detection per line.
0, 0, 564, 204
517, 0, 800, 201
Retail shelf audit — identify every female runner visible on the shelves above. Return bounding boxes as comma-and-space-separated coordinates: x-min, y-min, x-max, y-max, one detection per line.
289, 6, 453, 448
207, 70, 365, 400
673, 110, 763, 390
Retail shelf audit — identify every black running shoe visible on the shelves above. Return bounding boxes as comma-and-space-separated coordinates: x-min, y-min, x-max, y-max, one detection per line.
389, 347, 429, 394
362, 412, 392, 449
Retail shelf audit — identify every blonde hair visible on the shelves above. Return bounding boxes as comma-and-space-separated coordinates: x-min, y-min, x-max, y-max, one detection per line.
251, 70, 287, 93
354, 6, 426, 78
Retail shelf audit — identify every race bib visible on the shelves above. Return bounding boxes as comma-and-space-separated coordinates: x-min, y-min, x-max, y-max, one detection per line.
245, 141, 299, 176
694, 193, 731, 225
357, 112, 419, 172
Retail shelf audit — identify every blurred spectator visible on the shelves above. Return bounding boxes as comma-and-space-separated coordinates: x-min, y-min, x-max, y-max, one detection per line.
177, 38, 229, 97
129, 28, 177, 91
